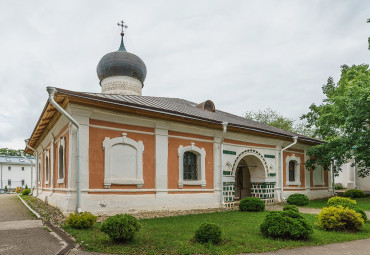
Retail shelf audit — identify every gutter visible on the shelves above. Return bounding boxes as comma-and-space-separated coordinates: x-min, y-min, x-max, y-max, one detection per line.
280, 136, 298, 202
25, 139, 39, 196
46, 87, 82, 213
220, 122, 228, 206
20, 151, 33, 193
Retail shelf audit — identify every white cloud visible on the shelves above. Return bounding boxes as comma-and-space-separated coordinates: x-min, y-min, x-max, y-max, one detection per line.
0, 0, 368, 149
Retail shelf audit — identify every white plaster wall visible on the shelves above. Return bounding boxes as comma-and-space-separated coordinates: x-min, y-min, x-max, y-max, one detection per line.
0, 162, 35, 189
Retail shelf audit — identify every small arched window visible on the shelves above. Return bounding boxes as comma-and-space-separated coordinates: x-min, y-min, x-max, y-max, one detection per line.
183, 152, 198, 180
58, 144, 64, 179
289, 161, 296, 182
45, 155, 49, 183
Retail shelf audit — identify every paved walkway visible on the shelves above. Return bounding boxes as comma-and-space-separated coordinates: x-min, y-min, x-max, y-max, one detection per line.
0, 194, 62, 255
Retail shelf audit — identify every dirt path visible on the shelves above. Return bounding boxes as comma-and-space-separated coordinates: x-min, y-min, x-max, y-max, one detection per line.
0, 194, 63, 255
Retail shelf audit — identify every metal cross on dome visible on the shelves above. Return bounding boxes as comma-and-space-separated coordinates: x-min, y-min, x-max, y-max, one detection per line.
117, 20, 128, 36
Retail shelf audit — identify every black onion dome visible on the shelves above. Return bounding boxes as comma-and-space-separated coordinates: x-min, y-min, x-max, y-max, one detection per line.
97, 38, 147, 86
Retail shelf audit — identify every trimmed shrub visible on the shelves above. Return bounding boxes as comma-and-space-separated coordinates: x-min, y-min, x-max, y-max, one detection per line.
334, 184, 344, 190
100, 214, 141, 242
239, 197, 265, 212
286, 193, 309, 206
66, 212, 97, 229
283, 204, 299, 213
327, 197, 367, 221
194, 223, 222, 244
260, 210, 313, 240
343, 189, 366, 198
21, 189, 31, 196
316, 206, 364, 232
328, 196, 357, 207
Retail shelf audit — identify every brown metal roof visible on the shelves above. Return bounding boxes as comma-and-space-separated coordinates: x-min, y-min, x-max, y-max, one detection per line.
26, 87, 323, 153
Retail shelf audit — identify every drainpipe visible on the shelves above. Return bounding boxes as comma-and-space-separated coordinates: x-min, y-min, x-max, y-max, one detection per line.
331, 163, 335, 196
220, 122, 228, 206
280, 136, 298, 202
46, 87, 82, 213
21, 151, 33, 193
25, 139, 38, 196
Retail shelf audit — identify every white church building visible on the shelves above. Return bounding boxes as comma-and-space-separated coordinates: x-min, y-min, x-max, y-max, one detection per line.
25, 25, 331, 215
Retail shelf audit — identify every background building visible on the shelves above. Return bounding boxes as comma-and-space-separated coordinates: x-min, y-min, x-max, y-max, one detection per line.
0, 155, 36, 191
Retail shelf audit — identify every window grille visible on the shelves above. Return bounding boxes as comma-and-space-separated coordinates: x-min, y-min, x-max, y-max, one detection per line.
183, 152, 198, 180
289, 161, 295, 182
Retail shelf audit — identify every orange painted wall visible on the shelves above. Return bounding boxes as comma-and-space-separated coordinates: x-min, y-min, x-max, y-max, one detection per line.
283, 151, 305, 188
168, 136, 214, 190
89, 119, 155, 189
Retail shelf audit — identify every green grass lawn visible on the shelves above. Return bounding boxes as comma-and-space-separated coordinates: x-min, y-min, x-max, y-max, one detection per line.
304, 197, 370, 211
63, 211, 370, 255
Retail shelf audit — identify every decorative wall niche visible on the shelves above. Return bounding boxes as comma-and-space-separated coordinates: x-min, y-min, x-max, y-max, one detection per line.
103, 133, 144, 188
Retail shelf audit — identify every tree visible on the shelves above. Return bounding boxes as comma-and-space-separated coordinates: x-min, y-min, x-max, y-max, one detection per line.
0, 148, 32, 157
245, 107, 316, 137
301, 64, 370, 177
368, 19, 370, 50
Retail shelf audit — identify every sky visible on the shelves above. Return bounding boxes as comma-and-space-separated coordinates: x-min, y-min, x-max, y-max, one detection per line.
0, 0, 368, 149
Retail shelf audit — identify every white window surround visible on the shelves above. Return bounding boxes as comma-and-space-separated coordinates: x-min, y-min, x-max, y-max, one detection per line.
57, 138, 65, 184
103, 133, 144, 189
178, 143, 206, 189
45, 150, 50, 185
286, 154, 301, 186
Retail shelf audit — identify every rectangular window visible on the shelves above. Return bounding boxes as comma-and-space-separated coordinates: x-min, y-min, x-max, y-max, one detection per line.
22, 167, 24, 171
22, 180, 25, 186
8, 179, 11, 186
8, 166, 11, 171
45, 155, 49, 182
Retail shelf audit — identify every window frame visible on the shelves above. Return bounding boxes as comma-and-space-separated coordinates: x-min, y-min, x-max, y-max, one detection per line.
22, 167, 24, 171
8, 179, 11, 186
8, 166, 11, 171
285, 154, 301, 186
178, 143, 206, 188
57, 138, 65, 184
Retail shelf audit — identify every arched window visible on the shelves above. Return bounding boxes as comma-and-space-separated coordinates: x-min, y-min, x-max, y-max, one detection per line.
183, 152, 198, 180
285, 154, 301, 186
38, 162, 41, 185
289, 161, 296, 182
178, 143, 206, 188
45, 154, 49, 184
58, 144, 64, 179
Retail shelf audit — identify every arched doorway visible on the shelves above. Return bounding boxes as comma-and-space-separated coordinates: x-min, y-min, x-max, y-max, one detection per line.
234, 154, 267, 201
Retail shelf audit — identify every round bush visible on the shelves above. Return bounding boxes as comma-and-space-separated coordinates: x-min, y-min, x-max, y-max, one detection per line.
328, 196, 356, 207
317, 206, 364, 232
66, 212, 97, 229
260, 210, 313, 240
283, 204, 299, 213
22, 189, 31, 196
239, 197, 265, 212
343, 189, 366, 198
194, 223, 222, 244
100, 214, 141, 242
348, 205, 368, 221
286, 193, 309, 206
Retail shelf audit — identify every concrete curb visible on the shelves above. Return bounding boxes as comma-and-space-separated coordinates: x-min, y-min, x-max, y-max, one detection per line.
17, 194, 41, 219
17, 195, 75, 255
